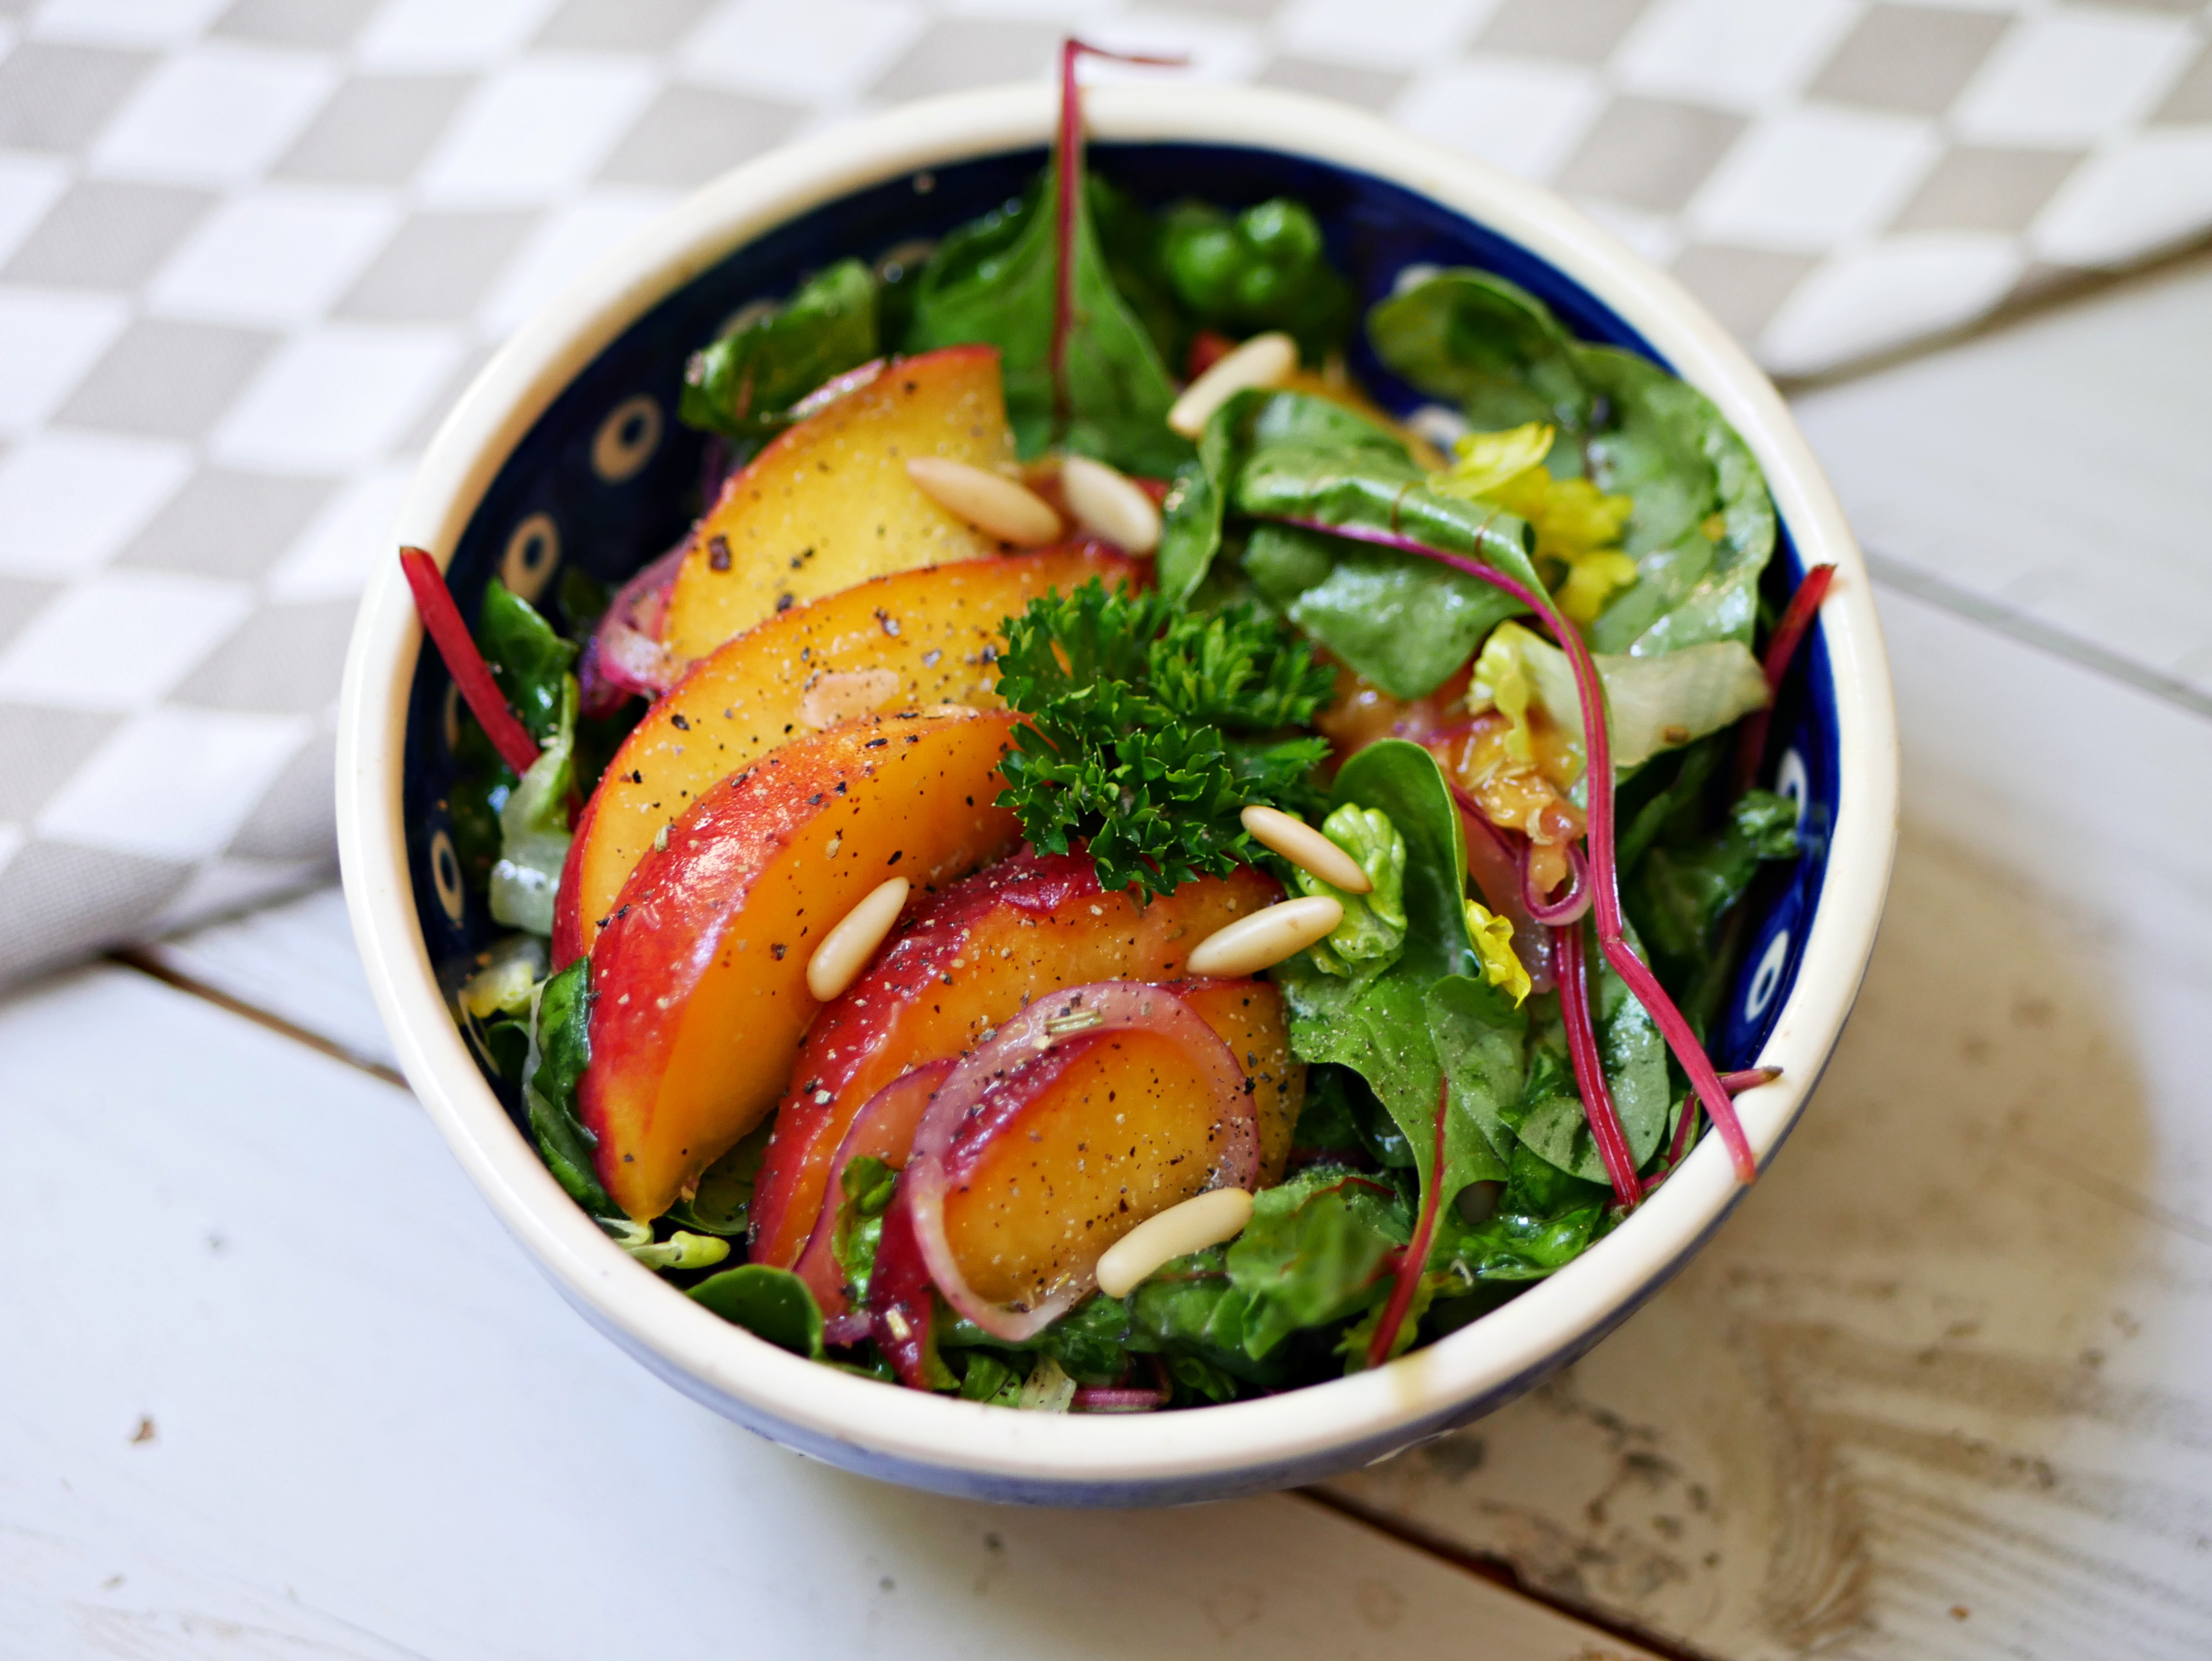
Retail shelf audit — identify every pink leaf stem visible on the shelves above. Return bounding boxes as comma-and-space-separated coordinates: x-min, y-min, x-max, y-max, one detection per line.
1521, 836, 1591, 926
1365, 1077, 1450, 1372
1052, 39, 1186, 433
1072, 1385, 1168, 1412
398, 546, 541, 778
1555, 920, 1643, 1206
1731, 563, 1836, 797
1664, 1066, 1783, 1172
1265, 514, 1760, 1185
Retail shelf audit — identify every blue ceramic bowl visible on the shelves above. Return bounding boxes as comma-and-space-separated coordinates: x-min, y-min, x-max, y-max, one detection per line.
339, 83, 1896, 1506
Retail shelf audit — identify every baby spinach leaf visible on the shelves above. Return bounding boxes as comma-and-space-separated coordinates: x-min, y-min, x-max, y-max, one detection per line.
956, 1349, 1031, 1406
939, 1291, 1135, 1385
904, 167, 1185, 475
1367, 268, 1592, 434
1224, 1166, 1409, 1359
666, 1118, 775, 1237
1509, 940, 1670, 1183
679, 259, 879, 441
524, 959, 609, 1215
477, 580, 575, 746
689, 1265, 827, 1359
1438, 1143, 1614, 1282
1425, 973, 1528, 1169
829, 1153, 898, 1303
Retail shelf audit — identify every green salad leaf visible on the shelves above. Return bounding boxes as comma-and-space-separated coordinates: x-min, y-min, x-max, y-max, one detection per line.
690, 1265, 827, 1359
665, 1119, 774, 1237
904, 167, 1186, 475
830, 1154, 898, 1304
1368, 269, 1776, 659
679, 259, 879, 442
523, 959, 609, 1215
1293, 804, 1408, 977
1224, 1165, 1410, 1359
488, 673, 575, 936
1438, 1142, 1616, 1283
477, 578, 575, 746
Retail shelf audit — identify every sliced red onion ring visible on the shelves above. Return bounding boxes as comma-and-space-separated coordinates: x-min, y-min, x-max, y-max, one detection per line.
790, 1059, 953, 1317
821, 1312, 872, 1347
578, 538, 687, 716
900, 982, 1256, 1344
1521, 835, 1592, 927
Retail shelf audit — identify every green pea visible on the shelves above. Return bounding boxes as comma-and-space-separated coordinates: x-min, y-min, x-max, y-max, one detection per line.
1241, 198, 1322, 267
1235, 261, 1288, 313
1168, 224, 1245, 311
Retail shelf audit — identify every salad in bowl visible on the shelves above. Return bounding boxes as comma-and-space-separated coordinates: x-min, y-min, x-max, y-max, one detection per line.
351, 48, 1888, 1491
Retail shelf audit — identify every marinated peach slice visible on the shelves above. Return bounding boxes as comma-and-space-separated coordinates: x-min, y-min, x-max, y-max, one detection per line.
580, 710, 1022, 1219
869, 984, 1258, 1380
553, 543, 1137, 966
748, 850, 1284, 1270
661, 346, 1018, 664
788, 973, 1299, 1315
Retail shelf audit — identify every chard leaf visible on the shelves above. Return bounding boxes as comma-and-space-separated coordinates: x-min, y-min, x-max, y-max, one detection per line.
904, 166, 1185, 475
1124, 1249, 1290, 1386
939, 1292, 1134, 1386
690, 1265, 827, 1359
1224, 1166, 1409, 1358
679, 258, 879, 441
1366, 269, 1776, 659
1424, 973, 1528, 1169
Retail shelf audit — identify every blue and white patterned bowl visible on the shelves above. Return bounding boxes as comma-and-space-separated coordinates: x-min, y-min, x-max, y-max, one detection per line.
338, 83, 1897, 1507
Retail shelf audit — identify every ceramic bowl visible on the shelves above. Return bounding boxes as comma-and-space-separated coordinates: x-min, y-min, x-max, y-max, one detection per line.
338, 81, 1897, 1506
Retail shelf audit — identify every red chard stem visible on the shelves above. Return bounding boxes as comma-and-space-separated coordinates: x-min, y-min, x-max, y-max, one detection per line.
1264, 514, 1761, 1185
1556, 920, 1643, 1205
1733, 563, 1836, 796
1366, 1077, 1449, 1371
398, 546, 541, 778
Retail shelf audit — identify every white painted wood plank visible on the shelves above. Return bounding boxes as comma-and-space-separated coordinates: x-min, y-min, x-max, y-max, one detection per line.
1791, 249, 2212, 707
139, 885, 400, 1075
1322, 580, 2212, 1658
0, 964, 1651, 1661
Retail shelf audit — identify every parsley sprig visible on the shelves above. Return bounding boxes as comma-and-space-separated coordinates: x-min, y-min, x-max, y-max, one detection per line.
994, 580, 1335, 898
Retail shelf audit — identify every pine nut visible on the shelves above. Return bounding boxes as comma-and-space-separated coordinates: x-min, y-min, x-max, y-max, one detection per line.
1167, 331, 1298, 438
1240, 804, 1372, 895
1060, 454, 1161, 554
806, 876, 909, 1001
1096, 1187, 1255, 1298
905, 457, 1062, 547
1185, 895, 1343, 977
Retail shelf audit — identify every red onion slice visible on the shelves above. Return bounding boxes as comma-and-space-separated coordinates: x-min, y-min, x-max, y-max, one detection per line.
1450, 782, 1555, 994
900, 982, 1256, 1344
579, 538, 687, 716
790, 1059, 953, 1317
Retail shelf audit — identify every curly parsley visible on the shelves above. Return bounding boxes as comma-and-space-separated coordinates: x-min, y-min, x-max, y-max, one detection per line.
993, 580, 1335, 898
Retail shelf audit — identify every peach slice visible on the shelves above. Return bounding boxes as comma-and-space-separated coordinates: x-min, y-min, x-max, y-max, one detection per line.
580, 710, 1023, 1219
788, 973, 1298, 1316
661, 346, 1018, 664
748, 850, 1287, 1273
867, 983, 1257, 1379
553, 543, 1137, 966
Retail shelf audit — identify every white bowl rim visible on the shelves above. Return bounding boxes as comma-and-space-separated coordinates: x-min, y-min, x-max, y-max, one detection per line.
338, 79, 1899, 1491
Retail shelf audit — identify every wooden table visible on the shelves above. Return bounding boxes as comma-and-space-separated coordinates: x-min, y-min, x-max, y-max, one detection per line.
8, 252, 2210, 1660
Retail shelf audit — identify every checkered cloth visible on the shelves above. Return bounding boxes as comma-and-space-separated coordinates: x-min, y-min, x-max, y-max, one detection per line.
3, 0, 2208, 986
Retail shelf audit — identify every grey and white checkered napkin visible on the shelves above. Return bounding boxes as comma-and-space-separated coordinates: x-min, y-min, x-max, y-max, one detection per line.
3, 0, 2209, 986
